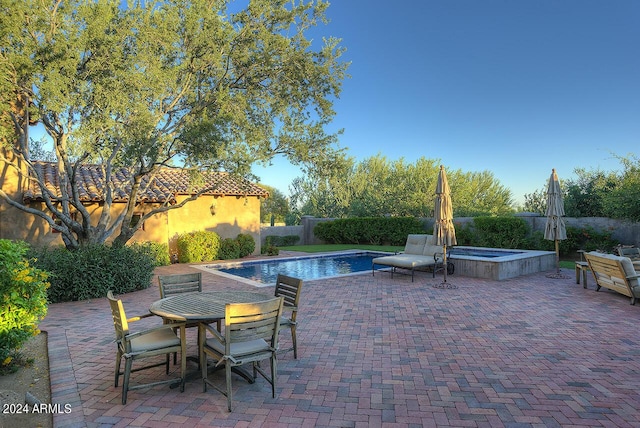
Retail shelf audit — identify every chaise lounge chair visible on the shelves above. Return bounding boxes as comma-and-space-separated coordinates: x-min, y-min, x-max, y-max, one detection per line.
372, 234, 446, 282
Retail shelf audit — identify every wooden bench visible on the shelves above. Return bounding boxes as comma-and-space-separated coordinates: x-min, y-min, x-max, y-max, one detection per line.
584, 252, 640, 305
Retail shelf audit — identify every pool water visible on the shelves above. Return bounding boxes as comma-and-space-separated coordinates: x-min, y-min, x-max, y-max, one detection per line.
205, 252, 387, 284
449, 248, 522, 258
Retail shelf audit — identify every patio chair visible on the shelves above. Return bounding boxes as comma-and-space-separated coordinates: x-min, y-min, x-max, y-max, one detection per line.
158, 272, 202, 298
199, 296, 284, 411
274, 274, 304, 359
158, 272, 207, 364
107, 290, 186, 404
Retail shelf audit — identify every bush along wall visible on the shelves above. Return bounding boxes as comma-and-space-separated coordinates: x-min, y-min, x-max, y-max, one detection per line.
30, 244, 156, 303
313, 217, 425, 246
1, 239, 49, 371
455, 217, 619, 255
177, 231, 257, 262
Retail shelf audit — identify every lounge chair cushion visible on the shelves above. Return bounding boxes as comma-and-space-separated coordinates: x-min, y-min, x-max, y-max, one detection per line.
372, 254, 436, 269
422, 244, 443, 259
404, 234, 428, 255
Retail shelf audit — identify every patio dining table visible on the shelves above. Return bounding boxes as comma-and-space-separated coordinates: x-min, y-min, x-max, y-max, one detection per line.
149, 290, 272, 384
149, 290, 272, 323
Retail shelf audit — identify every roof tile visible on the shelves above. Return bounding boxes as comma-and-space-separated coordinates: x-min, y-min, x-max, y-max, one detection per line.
23, 162, 269, 204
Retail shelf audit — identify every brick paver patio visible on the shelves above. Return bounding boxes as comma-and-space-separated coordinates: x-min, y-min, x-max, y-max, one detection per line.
41, 262, 640, 427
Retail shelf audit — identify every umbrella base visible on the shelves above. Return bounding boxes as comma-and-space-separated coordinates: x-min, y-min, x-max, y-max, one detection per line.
546, 270, 570, 279
432, 281, 457, 289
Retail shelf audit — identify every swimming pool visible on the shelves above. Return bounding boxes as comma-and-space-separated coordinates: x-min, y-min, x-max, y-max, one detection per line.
198, 251, 388, 286
194, 246, 557, 285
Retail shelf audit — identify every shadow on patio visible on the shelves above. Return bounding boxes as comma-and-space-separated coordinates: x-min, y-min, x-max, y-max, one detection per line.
43, 263, 640, 427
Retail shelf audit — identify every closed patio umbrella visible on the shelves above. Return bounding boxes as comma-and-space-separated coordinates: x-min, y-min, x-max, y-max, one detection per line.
433, 165, 457, 288
544, 168, 567, 277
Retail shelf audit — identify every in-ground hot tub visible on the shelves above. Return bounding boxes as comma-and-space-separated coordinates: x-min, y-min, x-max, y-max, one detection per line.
448, 246, 556, 281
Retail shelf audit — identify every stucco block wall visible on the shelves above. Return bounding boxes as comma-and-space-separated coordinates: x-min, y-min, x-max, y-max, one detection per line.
167, 195, 262, 256
1, 151, 263, 254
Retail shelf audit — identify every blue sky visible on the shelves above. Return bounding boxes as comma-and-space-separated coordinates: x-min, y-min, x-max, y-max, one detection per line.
254, 0, 640, 205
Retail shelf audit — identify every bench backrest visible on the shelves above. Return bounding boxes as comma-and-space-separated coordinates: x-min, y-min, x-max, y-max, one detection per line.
617, 247, 640, 259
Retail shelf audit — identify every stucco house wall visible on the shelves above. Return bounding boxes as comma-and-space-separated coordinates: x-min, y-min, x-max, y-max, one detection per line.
0, 151, 266, 256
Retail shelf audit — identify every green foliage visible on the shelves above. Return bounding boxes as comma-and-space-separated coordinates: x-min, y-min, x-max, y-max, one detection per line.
262, 245, 280, 256
528, 226, 618, 256
218, 238, 240, 260
0, 240, 49, 370
30, 245, 155, 303
176, 231, 221, 263
1, 0, 348, 249
264, 235, 301, 248
314, 217, 425, 246
522, 155, 640, 221
235, 234, 256, 258
129, 242, 171, 266
293, 155, 515, 218
522, 187, 548, 215
457, 217, 531, 249
260, 185, 291, 224
284, 212, 301, 226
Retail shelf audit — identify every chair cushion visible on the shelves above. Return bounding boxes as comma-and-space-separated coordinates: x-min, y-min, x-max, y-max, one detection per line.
404, 235, 428, 255
206, 337, 270, 357
129, 329, 180, 353
619, 257, 640, 288
422, 244, 443, 258
372, 254, 436, 268
425, 234, 436, 245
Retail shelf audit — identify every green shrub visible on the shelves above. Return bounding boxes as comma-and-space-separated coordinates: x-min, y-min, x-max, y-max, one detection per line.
30, 244, 155, 303
459, 217, 531, 249
263, 235, 300, 249
532, 226, 618, 255
129, 241, 171, 266
176, 230, 221, 263
314, 217, 425, 245
262, 244, 280, 256
1, 240, 49, 370
235, 234, 256, 257
218, 238, 241, 260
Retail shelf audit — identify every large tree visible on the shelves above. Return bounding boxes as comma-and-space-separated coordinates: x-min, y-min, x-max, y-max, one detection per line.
0, 0, 348, 249
292, 154, 515, 218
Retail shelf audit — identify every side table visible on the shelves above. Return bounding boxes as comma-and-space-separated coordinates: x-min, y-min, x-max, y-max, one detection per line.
575, 261, 590, 289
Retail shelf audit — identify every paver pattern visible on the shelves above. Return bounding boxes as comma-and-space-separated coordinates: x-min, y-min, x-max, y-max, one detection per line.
41, 262, 640, 427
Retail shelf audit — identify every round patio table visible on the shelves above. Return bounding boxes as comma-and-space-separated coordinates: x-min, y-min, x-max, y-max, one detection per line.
149, 290, 273, 386
149, 290, 272, 322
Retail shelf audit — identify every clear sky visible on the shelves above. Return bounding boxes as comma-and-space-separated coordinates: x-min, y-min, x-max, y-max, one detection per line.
254, 0, 640, 205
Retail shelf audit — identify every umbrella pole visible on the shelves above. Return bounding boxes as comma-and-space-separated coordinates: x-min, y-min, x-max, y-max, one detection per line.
555, 239, 560, 274
443, 245, 447, 283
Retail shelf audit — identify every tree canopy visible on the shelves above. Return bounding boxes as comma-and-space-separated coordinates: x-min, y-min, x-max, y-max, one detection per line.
522, 154, 640, 221
291, 154, 515, 218
0, 0, 348, 249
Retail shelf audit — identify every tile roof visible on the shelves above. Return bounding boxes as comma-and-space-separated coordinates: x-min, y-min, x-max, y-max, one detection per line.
23, 162, 269, 204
